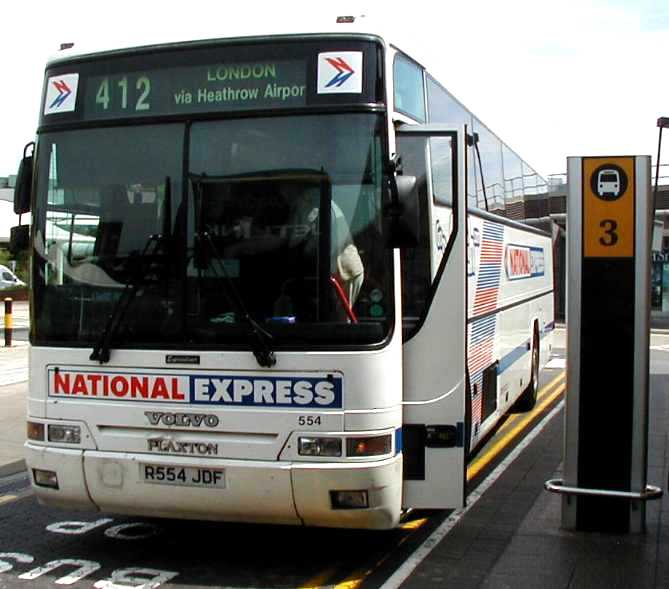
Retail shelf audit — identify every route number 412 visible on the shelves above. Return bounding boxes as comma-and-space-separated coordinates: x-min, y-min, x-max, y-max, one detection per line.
96, 76, 151, 112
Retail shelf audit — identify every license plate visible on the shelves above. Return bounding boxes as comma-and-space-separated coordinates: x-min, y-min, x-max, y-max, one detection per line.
141, 464, 225, 488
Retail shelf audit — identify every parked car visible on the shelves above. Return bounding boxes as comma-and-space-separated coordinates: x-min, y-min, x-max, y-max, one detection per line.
0, 265, 26, 289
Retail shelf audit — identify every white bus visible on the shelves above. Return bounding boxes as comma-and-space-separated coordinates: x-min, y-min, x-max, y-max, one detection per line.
15, 19, 554, 529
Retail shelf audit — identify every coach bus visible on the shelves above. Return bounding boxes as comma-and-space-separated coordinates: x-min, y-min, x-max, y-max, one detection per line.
13, 19, 554, 529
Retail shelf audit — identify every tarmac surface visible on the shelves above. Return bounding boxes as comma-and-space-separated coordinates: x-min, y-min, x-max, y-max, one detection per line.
1, 301, 669, 587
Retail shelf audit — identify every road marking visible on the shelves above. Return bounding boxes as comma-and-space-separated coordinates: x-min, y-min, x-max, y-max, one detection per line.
399, 517, 428, 530
382, 398, 565, 589
491, 372, 565, 439
334, 528, 417, 589
467, 376, 566, 481
299, 567, 340, 589
0, 489, 31, 505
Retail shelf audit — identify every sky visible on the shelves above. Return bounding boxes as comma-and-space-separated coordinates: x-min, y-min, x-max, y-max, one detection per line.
1, 0, 668, 180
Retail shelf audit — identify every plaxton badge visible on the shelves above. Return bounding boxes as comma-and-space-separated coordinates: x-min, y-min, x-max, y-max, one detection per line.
147, 438, 218, 456
48, 368, 343, 408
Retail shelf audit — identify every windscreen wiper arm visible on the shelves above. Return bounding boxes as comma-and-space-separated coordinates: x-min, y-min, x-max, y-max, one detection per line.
199, 230, 276, 368
91, 177, 173, 364
90, 232, 165, 364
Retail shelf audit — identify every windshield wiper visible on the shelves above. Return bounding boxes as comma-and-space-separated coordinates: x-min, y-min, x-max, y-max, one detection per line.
91, 176, 173, 363
90, 232, 165, 364
189, 173, 276, 367
198, 230, 276, 368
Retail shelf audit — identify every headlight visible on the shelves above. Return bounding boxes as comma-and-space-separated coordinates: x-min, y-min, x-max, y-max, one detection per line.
298, 436, 342, 457
48, 424, 81, 444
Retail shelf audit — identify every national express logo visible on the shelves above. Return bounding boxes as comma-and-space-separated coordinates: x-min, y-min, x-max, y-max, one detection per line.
44, 73, 79, 115
504, 245, 545, 281
317, 52, 363, 94
48, 369, 344, 409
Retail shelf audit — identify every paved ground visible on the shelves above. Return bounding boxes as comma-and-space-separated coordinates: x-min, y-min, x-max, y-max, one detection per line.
0, 300, 29, 475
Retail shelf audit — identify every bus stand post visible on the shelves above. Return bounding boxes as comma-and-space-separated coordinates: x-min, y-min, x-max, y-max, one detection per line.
544, 155, 662, 532
4, 297, 13, 348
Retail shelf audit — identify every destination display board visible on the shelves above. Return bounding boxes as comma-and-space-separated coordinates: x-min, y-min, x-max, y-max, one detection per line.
39, 39, 382, 125
83, 60, 308, 119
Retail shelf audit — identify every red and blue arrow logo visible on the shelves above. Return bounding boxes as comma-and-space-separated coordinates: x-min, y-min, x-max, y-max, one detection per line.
49, 79, 72, 109
325, 57, 354, 88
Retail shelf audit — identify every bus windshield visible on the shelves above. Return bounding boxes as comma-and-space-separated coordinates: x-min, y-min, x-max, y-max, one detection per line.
32, 113, 392, 350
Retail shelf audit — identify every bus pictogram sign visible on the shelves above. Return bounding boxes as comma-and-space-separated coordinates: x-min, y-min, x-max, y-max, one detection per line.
583, 156, 635, 258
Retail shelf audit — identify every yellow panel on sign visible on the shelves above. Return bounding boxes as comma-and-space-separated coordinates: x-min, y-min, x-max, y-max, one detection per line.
583, 157, 635, 258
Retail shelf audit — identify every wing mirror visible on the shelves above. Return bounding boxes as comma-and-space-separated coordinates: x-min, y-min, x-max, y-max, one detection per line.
10, 142, 34, 255
14, 142, 34, 215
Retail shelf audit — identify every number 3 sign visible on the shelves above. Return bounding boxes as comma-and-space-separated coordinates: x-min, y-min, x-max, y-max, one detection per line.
583, 157, 635, 258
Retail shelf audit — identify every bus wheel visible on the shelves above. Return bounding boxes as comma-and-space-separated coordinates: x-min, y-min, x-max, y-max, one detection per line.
514, 327, 539, 412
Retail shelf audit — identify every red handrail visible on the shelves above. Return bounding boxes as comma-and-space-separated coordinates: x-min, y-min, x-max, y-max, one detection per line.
330, 276, 358, 323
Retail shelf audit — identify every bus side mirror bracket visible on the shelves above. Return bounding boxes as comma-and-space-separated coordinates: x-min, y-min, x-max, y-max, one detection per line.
386, 174, 419, 249
14, 142, 34, 215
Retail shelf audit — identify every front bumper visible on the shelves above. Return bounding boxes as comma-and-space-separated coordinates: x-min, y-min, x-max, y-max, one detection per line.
25, 443, 402, 529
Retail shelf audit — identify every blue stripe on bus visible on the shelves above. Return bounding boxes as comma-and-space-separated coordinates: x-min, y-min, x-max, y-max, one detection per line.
482, 224, 504, 239
497, 319, 554, 374
395, 428, 403, 455
497, 340, 531, 374
471, 316, 496, 344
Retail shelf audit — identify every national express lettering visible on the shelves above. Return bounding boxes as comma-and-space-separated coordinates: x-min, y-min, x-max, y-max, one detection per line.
51, 371, 188, 402
48, 370, 343, 408
505, 245, 545, 281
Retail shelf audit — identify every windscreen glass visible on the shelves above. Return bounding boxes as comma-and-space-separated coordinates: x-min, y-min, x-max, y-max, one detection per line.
32, 114, 392, 349
32, 125, 184, 345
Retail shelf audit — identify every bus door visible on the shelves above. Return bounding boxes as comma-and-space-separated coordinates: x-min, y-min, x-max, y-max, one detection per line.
396, 125, 467, 509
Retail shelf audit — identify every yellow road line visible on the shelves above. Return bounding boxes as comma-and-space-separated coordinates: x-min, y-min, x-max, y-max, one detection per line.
333, 517, 431, 589
467, 378, 566, 481
299, 567, 339, 589
400, 517, 428, 530
0, 494, 17, 505
0, 489, 31, 505
493, 371, 566, 437
336, 574, 367, 589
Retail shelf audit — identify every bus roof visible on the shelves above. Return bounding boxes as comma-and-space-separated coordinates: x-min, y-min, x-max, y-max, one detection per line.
45, 16, 391, 67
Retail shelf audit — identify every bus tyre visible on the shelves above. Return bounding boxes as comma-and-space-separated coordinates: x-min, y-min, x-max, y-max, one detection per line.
515, 327, 539, 412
